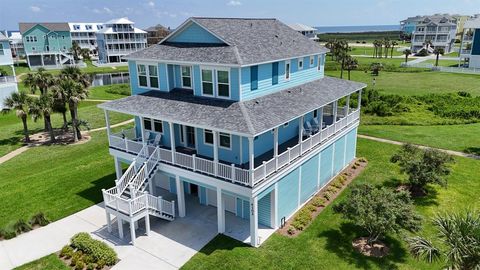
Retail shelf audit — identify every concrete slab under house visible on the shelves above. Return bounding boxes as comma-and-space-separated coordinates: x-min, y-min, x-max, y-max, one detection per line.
98, 16, 366, 248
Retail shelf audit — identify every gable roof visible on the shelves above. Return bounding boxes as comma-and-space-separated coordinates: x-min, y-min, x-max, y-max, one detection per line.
465, 17, 480, 29
126, 17, 328, 66
288, 23, 317, 32
19, 22, 70, 34
98, 76, 365, 136
105, 17, 134, 25
0, 32, 8, 41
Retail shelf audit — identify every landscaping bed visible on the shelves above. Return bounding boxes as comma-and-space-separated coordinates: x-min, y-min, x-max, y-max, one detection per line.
278, 157, 368, 237
0, 212, 50, 240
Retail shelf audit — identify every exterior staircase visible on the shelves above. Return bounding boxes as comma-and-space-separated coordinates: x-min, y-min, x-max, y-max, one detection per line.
103, 145, 175, 221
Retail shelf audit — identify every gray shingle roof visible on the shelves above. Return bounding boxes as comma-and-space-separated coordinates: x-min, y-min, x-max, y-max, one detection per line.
19, 22, 70, 34
98, 77, 365, 136
0, 32, 8, 41
126, 17, 328, 66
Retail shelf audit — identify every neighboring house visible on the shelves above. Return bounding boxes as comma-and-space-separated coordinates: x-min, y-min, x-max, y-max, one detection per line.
145, 24, 170, 46
68, 22, 104, 56
6, 31, 24, 58
96, 18, 147, 64
410, 15, 458, 53
0, 32, 18, 110
401, 14, 466, 40
459, 16, 480, 68
99, 17, 365, 247
19, 22, 73, 69
289, 23, 319, 41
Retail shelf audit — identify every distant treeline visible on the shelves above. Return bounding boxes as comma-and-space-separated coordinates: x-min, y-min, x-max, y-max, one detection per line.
318, 31, 402, 42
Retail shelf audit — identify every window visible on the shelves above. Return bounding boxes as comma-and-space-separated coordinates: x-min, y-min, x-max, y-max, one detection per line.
73, 25, 80, 30
148, 65, 159, 88
138, 64, 147, 87
0, 44, 3, 55
317, 55, 322, 71
86, 25, 92, 30
250, 65, 258, 90
143, 118, 152, 131
153, 119, 163, 133
219, 133, 231, 149
313, 109, 318, 118
201, 69, 214, 96
285, 61, 290, 80
298, 59, 303, 69
204, 129, 213, 145
272, 62, 278, 85
62, 36, 65, 39
32, 47, 36, 51
217, 70, 229, 98
97, 25, 103, 30
181, 66, 192, 88
179, 125, 185, 143
310, 56, 314, 67
283, 122, 289, 127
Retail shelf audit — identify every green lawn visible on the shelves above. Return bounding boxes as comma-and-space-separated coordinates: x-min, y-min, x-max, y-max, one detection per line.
0, 100, 132, 157
325, 70, 480, 96
423, 59, 461, 67
0, 130, 116, 229
350, 46, 404, 57
14, 254, 68, 270
11, 61, 129, 78
359, 123, 480, 155
88, 84, 131, 100
182, 138, 480, 270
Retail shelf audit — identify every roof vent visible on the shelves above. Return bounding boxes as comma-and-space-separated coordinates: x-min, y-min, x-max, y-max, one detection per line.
255, 101, 259, 104
250, 22, 253, 27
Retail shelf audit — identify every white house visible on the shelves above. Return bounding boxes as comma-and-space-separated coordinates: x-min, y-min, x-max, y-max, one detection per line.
0, 32, 18, 110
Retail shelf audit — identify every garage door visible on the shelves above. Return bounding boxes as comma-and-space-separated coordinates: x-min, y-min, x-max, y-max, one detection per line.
155, 173, 171, 191
206, 188, 236, 214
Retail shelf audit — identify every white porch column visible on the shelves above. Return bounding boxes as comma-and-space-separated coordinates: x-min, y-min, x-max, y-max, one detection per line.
298, 115, 304, 143
169, 122, 175, 163
130, 222, 136, 246
104, 110, 111, 145
248, 137, 254, 185
319, 107, 324, 130
106, 212, 112, 233
216, 188, 225, 233
114, 156, 122, 180
345, 95, 350, 115
117, 217, 124, 239
140, 117, 146, 144
175, 175, 185, 217
357, 89, 362, 110
272, 183, 278, 228
273, 127, 279, 169
40, 55, 44, 67
333, 100, 338, 132
10, 65, 16, 82
250, 196, 259, 247
145, 215, 150, 236
213, 130, 219, 176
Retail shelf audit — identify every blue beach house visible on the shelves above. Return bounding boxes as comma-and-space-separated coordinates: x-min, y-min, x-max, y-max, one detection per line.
99, 17, 365, 247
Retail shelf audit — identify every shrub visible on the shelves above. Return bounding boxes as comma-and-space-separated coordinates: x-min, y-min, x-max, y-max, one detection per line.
332, 179, 344, 189
96, 259, 106, 269
287, 226, 296, 235
71, 232, 117, 266
87, 263, 96, 270
323, 191, 332, 201
60, 245, 74, 258
71, 251, 83, 266
75, 260, 86, 270
292, 209, 313, 231
326, 186, 338, 194
83, 254, 95, 264
13, 219, 31, 234
306, 204, 317, 212
3, 229, 16, 239
30, 212, 49, 226
358, 157, 367, 163
311, 197, 326, 207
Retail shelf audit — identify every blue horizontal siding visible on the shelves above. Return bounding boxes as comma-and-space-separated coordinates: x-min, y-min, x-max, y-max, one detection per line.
334, 136, 346, 174
258, 193, 271, 227
473, 29, 480, 55
345, 128, 357, 165
277, 168, 300, 225
300, 155, 319, 204
319, 144, 334, 188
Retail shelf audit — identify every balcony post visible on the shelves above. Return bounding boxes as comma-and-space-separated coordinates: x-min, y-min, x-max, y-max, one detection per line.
273, 127, 279, 170
319, 107, 323, 130
217, 188, 225, 233
104, 110, 111, 146
357, 89, 362, 110
333, 100, 338, 132
249, 196, 259, 247
175, 175, 186, 217
140, 117, 146, 144
298, 115, 304, 143
248, 137, 254, 185
169, 122, 175, 163
345, 95, 350, 116
213, 130, 219, 176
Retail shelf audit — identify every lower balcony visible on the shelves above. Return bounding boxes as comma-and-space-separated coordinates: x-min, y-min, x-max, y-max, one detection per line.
108, 109, 361, 188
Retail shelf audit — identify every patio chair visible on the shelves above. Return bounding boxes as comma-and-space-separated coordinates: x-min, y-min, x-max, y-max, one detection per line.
305, 121, 318, 134
151, 133, 162, 146
143, 131, 151, 143
303, 122, 313, 137
312, 118, 326, 130
310, 119, 320, 133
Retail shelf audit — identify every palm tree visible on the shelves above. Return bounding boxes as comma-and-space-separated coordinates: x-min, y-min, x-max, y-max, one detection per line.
390, 41, 398, 58
70, 42, 82, 61
3, 92, 32, 143
59, 66, 91, 88
408, 211, 480, 270
433, 48, 445, 67
383, 38, 390, 58
403, 49, 412, 63
80, 48, 91, 61
325, 39, 337, 61
344, 56, 358, 80
373, 40, 379, 58
29, 94, 56, 143
378, 40, 383, 58
52, 78, 89, 141
22, 68, 54, 97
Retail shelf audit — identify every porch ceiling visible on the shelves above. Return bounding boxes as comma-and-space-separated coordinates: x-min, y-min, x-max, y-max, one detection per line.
98, 76, 365, 136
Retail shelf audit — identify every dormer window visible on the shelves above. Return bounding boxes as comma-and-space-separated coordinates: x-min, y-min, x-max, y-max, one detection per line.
137, 63, 159, 89
217, 70, 230, 98
86, 25, 93, 30
73, 25, 80, 30
285, 61, 291, 80
201, 69, 214, 96
298, 59, 303, 70
310, 56, 314, 67
181, 66, 192, 88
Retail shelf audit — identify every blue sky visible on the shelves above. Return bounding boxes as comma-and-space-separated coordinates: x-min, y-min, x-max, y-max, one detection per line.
1, 0, 479, 30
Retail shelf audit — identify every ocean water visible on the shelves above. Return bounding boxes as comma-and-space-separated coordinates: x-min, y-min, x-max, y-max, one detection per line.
315, 25, 399, 34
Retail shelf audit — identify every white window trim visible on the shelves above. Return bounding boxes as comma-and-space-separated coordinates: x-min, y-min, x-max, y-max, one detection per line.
317, 55, 322, 71
298, 59, 303, 70
216, 69, 231, 100
137, 62, 160, 90
285, 61, 291, 81
179, 125, 185, 144
181, 65, 193, 89
218, 132, 232, 150
310, 56, 315, 67
143, 117, 164, 134
204, 129, 214, 145
200, 68, 215, 97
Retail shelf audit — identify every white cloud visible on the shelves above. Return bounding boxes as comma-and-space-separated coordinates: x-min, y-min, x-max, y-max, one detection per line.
92, 8, 101, 14
227, 0, 242, 6
148, 1, 155, 7
103, 7, 113, 14
30, 6, 41, 12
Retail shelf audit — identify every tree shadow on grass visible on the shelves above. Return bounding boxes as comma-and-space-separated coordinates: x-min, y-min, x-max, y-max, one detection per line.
413, 185, 439, 207
464, 147, 480, 156
318, 222, 408, 270
198, 234, 250, 256
76, 172, 117, 204
0, 136, 22, 147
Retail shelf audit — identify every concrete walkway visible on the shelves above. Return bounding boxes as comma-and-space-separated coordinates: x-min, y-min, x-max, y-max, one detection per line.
0, 120, 134, 165
358, 134, 480, 160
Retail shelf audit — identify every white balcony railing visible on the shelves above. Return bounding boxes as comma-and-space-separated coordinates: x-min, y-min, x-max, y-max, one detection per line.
109, 110, 361, 188
0, 76, 16, 84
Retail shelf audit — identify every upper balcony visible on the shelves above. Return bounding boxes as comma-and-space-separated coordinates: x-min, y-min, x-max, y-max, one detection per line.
100, 76, 365, 189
